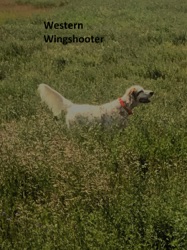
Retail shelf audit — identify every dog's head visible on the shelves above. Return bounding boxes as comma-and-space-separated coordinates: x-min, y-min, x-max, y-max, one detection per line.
125, 85, 154, 108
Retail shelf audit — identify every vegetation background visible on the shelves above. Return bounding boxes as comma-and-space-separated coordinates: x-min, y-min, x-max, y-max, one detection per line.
0, 0, 187, 249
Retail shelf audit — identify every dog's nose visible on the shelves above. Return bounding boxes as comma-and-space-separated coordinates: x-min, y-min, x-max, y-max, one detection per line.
150, 91, 154, 96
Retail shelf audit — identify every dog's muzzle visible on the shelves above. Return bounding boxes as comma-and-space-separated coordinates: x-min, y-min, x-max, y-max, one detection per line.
138, 91, 154, 103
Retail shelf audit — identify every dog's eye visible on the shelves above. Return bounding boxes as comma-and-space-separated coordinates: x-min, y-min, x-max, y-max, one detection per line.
136, 90, 143, 96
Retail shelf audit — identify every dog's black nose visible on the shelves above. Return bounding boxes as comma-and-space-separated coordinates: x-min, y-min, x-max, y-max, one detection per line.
150, 91, 154, 96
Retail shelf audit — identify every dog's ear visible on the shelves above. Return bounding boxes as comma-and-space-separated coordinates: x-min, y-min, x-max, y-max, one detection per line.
126, 87, 136, 104
129, 87, 136, 96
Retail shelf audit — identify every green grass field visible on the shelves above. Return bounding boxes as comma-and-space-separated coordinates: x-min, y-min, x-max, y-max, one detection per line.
0, 0, 187, 249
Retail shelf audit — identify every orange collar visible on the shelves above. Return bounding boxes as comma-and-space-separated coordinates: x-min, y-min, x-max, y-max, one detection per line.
118, 98, 133, 115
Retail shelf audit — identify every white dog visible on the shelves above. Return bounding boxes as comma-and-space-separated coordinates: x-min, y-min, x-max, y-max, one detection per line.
38, 84, 154, 128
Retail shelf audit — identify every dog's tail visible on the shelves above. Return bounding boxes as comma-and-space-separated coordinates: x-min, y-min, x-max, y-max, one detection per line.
38, 83, 73, 117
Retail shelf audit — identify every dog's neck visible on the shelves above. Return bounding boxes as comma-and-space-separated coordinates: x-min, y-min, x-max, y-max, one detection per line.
118, 98, 133, 115
119, 91, 139, 113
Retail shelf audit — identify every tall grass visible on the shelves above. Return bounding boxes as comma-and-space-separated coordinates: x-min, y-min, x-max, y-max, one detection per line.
15, 0, 68, 8
0, 0, 187, 249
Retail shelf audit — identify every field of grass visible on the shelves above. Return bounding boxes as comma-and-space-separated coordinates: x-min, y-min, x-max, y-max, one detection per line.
0, 0, 187, 249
